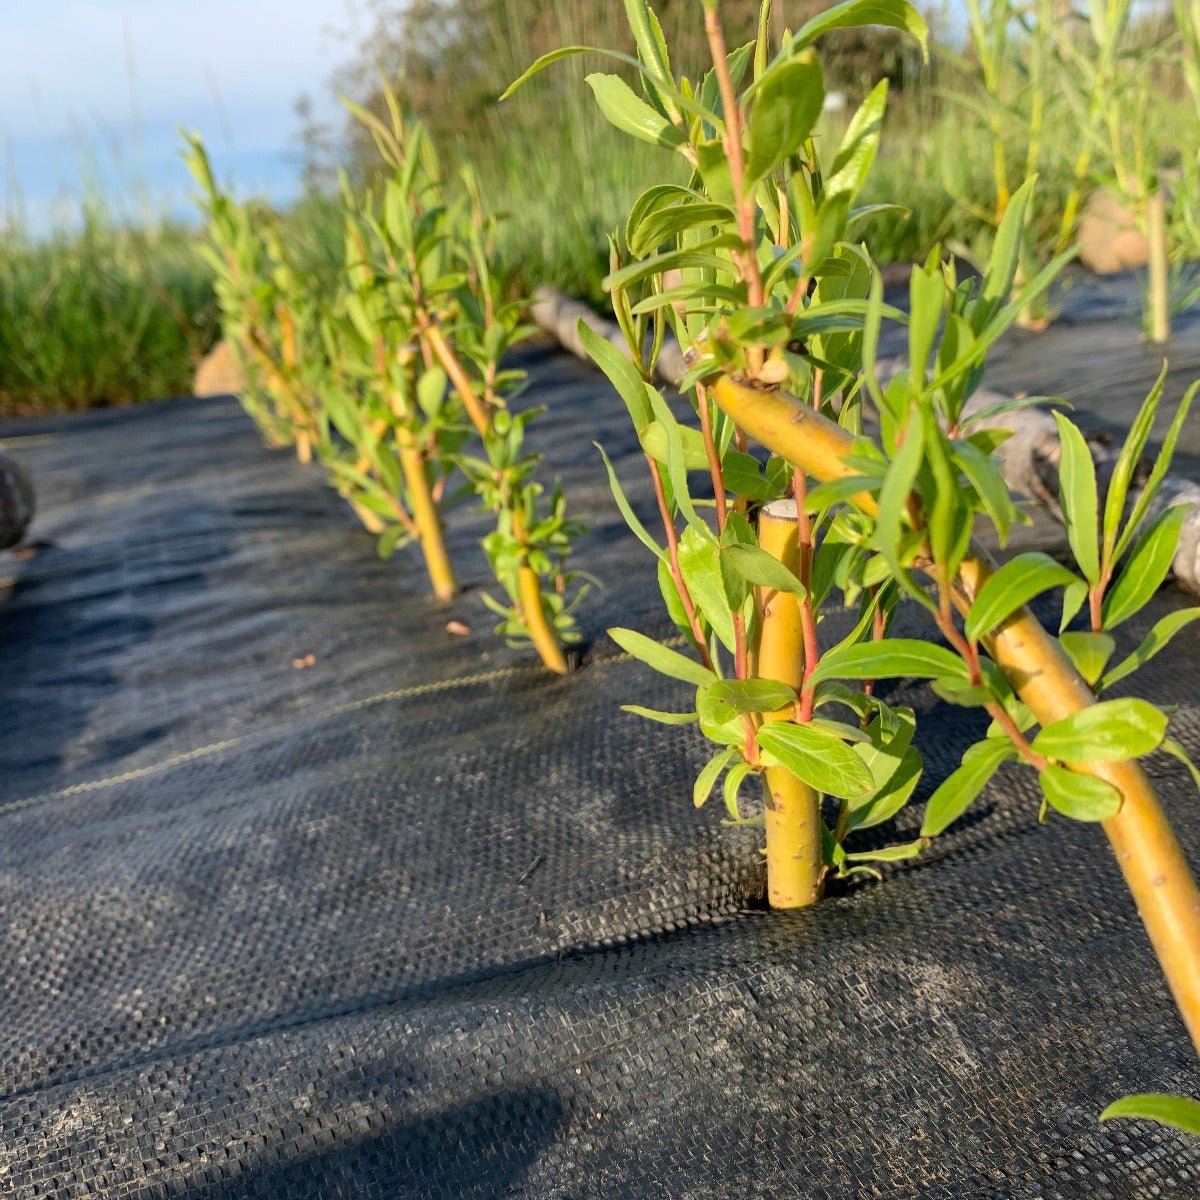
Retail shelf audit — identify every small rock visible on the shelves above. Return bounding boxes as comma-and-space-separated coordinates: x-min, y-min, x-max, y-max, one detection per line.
1077, 188, 1148, 275
193, 339, 246, 397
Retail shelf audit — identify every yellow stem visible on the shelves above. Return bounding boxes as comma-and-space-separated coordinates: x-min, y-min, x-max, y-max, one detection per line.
511, 509, 568, 674
518, 564, 569, 675
713, 375, 1200, 1051
756, 498, 822, 908
420, 320, 492, 437
1147, 189, 1171, 345
397, 439, 456, 603
350, 501, 386, 535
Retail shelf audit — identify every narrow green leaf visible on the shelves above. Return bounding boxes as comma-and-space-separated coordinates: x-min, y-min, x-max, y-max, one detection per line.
1101, 505, 1189, 630
723, 543, 806, 595
1100, 1093, 1200, 1136
952, 438, 1021, 545
982, 177, 1037, 311
579, 321, 654, 432
597, 444, 666, 562
875, 408, 925, 602
809, 639, 969, 686
626, 189, 734, 258
695, 746, 738, 807
1163, 738, 1200, 796
849, 745, 923, 831
1101, 608, 1200, 690
705, 678, 796, 721
640, 420, 712, 471
1060, 578, 1090, 633
825, 80, 888, 199
1059, 631, 1116, 688
921, 737, 1016, 836
965, 552, 1080, 641
745, 54, 824, 183
649, 389, 705, 532
1031, 698, 1168, 762
1053, 412, 1100, 585
678, 526, 734, 651
1039, 765, 1122, 821
907, 253, 943, 385
723, 761, 755, 821
1117, 380, 1199, 559
1103, 362, 1166, 562
621, 704, 699, 725
586, 73, 687, 149
790, 0, 929, 60
844, 837, 929, 864
608, 626, 716, 686
757, 722, 876, 800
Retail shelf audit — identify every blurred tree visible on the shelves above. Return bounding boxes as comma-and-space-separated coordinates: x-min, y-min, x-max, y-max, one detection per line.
333, 0, 927, 171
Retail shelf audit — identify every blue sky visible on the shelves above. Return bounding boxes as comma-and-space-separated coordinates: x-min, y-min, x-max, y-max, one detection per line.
1, 1, 356, 226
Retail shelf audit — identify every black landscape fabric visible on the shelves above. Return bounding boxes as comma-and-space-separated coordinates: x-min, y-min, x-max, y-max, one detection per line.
3, 275, 1200, 1198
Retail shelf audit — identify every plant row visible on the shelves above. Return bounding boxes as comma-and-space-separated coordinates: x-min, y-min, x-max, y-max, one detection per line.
194, 0, 1200, 1141
185, 99, 591, 674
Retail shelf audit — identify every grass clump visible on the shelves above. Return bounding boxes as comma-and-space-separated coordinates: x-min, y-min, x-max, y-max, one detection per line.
0, 208, 213, 416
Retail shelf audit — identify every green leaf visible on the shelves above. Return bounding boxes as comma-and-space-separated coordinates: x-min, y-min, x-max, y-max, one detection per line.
608, 626, 716, 686
745, 54, 824, 183
623, 0, 674, 98
603, 236, 742, 293
417, 367, 448, 418
1163, 738, 1200, 796
1060, 578, 1090, 633
621, 704, 699, 725
578, 321, 654, 433
875, 408, 926, 603
704, 679, 796, 721
1117, 380, 1199, 560
849, 745, 923, 831
679, 525, 736, 652
907, 253, 943, 385
1100, 607, 1200, 690
844, 837, 929, 864
965, 552, 1079, 641
1039, 765, 1122, 821
1059, 631, 1116, 688
653, 420, 707, 546
626, 187, 734, 258
1031, 698, 1168, 762
721, 450, 776, 501
825, 80, 888, 199
723, 761, 755, 821
952, 437, 1021, 546
640, 420, 712, 471
1053, 413, 1100, 585
1100, 1093, 1200, 1136
757, 722, 876, 800
982, 177, 1037, 312
695, 746, 739, 808
502, 45, 713, 126
723, 543, 806, 595
1101, 505, 1189, 630
809, 639, 969, 686
921, 737, 1017, 837
597, 443, 666, 562
1103, 363, 1166, 562
790, 0, 929, 59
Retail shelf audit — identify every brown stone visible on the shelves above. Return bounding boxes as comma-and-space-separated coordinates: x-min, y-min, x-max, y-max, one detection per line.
193, 339, 246, 397
1077, 188, 1148, 274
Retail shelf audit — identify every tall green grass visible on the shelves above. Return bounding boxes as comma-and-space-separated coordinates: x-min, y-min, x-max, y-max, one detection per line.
0, 206, 213, 416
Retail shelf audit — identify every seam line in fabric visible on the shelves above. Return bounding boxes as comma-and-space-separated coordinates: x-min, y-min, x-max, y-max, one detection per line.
0, 637, 688, 817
